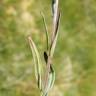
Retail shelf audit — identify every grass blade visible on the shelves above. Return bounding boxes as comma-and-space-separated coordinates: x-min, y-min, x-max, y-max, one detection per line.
41, 12, 49, 50
28, 36, 42, 90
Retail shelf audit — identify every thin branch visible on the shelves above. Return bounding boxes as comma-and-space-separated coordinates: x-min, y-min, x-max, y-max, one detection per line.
43, 1, 60, 95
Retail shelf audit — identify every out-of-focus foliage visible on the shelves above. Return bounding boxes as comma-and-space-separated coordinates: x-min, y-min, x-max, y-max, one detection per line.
0, 0, 96, 96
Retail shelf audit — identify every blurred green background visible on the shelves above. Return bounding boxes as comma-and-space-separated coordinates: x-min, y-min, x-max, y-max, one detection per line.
0, 0, 96, 96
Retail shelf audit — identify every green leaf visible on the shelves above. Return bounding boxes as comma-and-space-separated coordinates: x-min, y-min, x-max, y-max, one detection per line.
28, 36, 42, 90
41, 12, 49, 50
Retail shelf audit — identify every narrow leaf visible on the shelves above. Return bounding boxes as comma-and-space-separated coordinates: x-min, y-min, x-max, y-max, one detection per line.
50, 11, 60, 58
41, 12, 49, 50
28, 36, 42, 90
